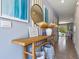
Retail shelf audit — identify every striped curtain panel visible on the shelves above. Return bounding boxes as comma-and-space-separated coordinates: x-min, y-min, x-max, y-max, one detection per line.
14, 0, 19, 18
45, 8, 49, 23
14, 0, 28, 20
20, 0, 27, 20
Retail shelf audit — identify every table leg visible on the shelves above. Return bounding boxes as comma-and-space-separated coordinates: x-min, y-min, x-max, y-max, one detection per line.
32, 43, 36, 59
24, 46, 27, 59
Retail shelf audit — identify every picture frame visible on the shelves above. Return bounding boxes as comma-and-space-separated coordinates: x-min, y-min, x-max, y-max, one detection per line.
0, 0, 29, 23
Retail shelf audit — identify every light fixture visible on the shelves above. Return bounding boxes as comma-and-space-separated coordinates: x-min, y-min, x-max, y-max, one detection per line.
59, 21, 70, 24
61, 0, 64, 3
76, 1, 79, 6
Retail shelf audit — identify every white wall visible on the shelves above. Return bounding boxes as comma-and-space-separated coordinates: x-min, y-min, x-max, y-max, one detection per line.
43, 0, 57, 24
74, 1, 79, 58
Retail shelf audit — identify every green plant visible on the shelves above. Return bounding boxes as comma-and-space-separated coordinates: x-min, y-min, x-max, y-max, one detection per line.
59, 27, 67, 33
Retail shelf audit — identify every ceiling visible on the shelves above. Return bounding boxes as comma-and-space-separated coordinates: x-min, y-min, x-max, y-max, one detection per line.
47, 0, 77, 20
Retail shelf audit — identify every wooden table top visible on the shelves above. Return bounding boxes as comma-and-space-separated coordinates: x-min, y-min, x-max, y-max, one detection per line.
12, 35, 47, 46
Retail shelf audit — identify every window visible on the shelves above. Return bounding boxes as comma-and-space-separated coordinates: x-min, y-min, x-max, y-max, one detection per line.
0, 0, 29, 22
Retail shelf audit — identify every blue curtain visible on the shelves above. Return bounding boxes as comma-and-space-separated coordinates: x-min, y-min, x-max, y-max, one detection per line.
2, 0, 28, 21
14, 0, 28, 20
20, 0, 27, 20
14, 0, 19, 18
45, 8, 49, 23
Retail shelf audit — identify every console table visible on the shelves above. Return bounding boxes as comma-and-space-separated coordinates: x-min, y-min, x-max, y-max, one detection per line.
12, 35, 48, 59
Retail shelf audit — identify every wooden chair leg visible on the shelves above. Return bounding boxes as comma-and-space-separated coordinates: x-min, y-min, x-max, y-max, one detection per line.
32, 43, 36, 59
24, 46, 27, 59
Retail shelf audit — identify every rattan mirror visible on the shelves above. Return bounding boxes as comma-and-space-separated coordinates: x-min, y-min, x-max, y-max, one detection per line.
31, 4, 43, 24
